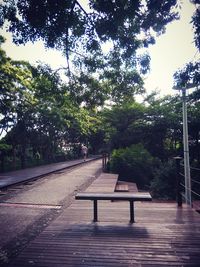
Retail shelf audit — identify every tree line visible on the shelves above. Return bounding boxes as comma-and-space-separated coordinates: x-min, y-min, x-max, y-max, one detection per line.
0, 0, 200, 198
1, 34, 200, 172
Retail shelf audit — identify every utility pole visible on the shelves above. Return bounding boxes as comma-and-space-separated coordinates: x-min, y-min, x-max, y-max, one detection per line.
182, 87, 191, 206
173, 84, 196, 206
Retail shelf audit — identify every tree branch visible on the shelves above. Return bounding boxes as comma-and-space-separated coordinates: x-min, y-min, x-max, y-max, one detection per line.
75, 0, 89, 16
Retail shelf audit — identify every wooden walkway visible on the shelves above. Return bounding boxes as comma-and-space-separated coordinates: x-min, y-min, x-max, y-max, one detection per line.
8, 180, 200, 266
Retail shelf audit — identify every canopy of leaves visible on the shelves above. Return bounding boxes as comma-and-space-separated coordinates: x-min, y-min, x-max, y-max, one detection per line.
102, 101, 146, 149
0, 0, 178, 52
174, 61, 200, 88
191, 0, 200, 51
0, 39, 103, 169
0, 0, 179, 78
0, 44, 34, 135
102, 94, 183, 160
173, 1, 200, 90
0, 1, 181, 104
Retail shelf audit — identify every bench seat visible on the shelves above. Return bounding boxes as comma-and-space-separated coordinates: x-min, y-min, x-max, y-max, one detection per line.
85, 173, 118, 193
115, 181, 129, 192
75, 192, 152, 223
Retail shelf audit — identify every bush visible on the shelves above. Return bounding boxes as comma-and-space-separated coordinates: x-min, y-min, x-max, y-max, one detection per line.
150, 160, 176, 200
110, 144, 154, 189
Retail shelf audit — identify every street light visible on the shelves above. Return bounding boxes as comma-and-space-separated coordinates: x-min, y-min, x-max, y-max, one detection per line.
173, 83, 197, 206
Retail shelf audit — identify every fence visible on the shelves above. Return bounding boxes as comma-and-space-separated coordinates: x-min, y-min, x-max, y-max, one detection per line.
175, 157, 200, 210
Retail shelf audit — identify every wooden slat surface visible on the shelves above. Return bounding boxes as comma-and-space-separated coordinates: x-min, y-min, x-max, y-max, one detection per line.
193, 200, 200, 212
7, 173, 200, 266
85, 173, 118, 192
115, 181, 139, 192
115, 181, 129, 192
9, 201, 200, 266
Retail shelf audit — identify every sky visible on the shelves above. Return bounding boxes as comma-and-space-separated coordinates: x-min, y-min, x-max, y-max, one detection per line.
0, 0, 199, 97
144, 0, 198, 96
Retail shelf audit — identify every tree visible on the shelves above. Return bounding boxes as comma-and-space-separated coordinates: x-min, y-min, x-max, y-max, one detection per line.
0, 0, 180, 103
173, 1, 200, 89
191, 0, 200, 51
102, 93, 183, 161
174, 61, 200, 88
0, 37, 37, 168
102, 100, 147, 149
0, 41, 106, 169
0, 0, 179, 59
0, 37, 34, 136
144, 94, 182, 160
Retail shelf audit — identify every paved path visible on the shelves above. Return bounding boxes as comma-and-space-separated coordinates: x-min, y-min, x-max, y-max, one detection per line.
0, 156, 100, 189
0, 160, 102, 264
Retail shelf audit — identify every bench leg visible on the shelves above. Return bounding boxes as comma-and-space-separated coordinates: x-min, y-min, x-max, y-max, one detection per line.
93, 200, 98, 222
130, 201, 135, 223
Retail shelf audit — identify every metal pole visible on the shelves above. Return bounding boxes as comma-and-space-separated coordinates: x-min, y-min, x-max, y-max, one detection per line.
174, 156, 182, 207
182, 88, 192, 206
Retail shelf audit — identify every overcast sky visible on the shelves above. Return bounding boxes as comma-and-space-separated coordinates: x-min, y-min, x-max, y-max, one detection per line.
0, 0, 198, 97
144, 0, 198, 96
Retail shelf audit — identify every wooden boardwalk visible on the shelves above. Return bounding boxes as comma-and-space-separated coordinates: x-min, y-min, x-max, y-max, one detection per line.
8, 203, 200, 266
8, 177, 200, 266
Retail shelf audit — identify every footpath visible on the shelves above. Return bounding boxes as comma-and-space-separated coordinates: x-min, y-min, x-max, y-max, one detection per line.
0, 159, 102, 265
0, 156, 100, 189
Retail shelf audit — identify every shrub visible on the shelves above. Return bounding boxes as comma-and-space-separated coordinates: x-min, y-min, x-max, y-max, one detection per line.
150, 160, 176, 200
110, 144, 154, 189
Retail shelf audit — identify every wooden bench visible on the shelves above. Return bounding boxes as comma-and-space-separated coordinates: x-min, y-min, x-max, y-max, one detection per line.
75, 192, 152, 223
115, 181, 129, 192
85, 173, 118, 193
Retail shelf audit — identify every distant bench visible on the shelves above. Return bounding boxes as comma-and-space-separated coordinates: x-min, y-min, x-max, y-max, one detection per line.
75, 192, 152, 223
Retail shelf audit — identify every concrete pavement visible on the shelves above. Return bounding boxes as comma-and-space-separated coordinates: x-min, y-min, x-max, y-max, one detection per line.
0, 156, 101, 189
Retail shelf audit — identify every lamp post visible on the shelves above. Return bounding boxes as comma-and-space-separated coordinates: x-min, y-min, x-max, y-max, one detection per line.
173, 84, 195, 206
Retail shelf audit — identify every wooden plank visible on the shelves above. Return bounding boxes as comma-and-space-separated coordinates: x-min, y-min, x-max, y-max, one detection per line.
7, 174, 200, 267
193, 200, 200, 212
75, 192, 151, 222
85, 173, 118, 193
115, 181, 139, 192
115, 181, 129, 192
126, 182, 139, 192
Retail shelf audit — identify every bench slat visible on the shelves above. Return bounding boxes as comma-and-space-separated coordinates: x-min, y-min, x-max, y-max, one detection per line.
115, 182, 129, 192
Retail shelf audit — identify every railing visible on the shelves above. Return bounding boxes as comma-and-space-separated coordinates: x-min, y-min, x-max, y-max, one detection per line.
102, 153, 110, 172
175, 157, 200, 209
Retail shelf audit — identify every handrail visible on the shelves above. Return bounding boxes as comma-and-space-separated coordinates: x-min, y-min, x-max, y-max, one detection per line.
190, 166, 200, 171
191, 179, 200, 185
174, 157, 200, 208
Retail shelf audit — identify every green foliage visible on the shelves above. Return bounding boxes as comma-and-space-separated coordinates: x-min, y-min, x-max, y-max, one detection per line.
191, 0, 200, 51
150, 160, 176, 200
0, 0, 179, 56
144, 95, 182, 160
110, 144, 154, 189
102, 101, 146, 149
174, 61, 200, 88
102, 96, 183, 161
0, 142, 11, 151
0, 41, 105, 170
173, 1, 200, 92
0, 0, 180, 104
